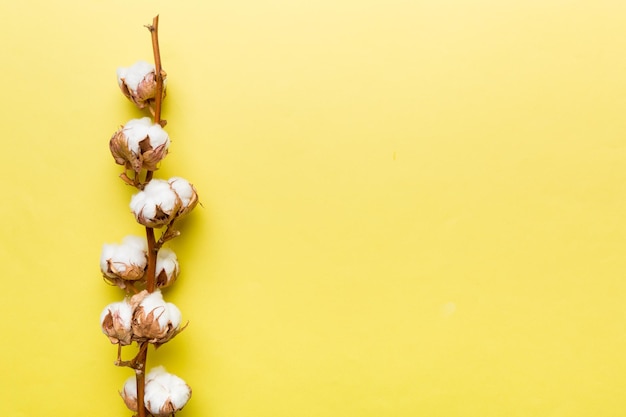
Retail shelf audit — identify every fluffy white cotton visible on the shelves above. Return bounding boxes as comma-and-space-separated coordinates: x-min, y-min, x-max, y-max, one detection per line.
138, 291, 168, 327
168, 177, 194, 208
121, 367, 191, 415
144, 367, 192, 416
117, 61, 155, 92
100, 299, 134, 345
146, 365, 168, 381
122, 376, 137, 402
100, 245, 117, 273
142, 180, 179, 212
122, 118, 150, 153
99, 300, 133, 329
122, 117, 170, 153
130, 179, 179, 225
156, 248, 179, 283
138, 290, 181, 331
122, 235, 147, 251
165, 303, 182, 329
130, 179, 177, 218
120, 375, 138, 410
100, 235, 147, 277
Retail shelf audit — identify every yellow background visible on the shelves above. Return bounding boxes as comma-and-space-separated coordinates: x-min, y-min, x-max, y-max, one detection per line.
1, 0, 626, 415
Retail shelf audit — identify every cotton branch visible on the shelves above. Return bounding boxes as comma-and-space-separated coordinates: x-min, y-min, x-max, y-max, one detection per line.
102, 15, 194, 417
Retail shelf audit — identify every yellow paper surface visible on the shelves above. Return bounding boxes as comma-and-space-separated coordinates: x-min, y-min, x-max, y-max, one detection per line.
1, 0, 626, 415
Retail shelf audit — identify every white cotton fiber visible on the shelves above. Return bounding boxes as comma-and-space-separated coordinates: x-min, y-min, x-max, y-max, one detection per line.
117, 61, 155, 92
122, 118, 152, 153
130, 179, 179, 225
144, 180, 178, 211
100, 299, 134, 345
100, 244, 117, 273
144, 368, 192, 416
100, 235, 148, 277
156, 248, 178, 277
138, 290, 170, 329
146, 123, 169, 148
120, 375, 138, 412
146, 366, 168, 382
167, 177, 194, 207
165, 302, 182, 329
122, 118, 170, 154
122, 235, 148, 252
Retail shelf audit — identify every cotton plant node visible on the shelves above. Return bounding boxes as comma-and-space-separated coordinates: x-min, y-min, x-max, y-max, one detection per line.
99, 16, 195, 417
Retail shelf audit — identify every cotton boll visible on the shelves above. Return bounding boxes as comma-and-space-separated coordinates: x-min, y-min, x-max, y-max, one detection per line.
110, 118, 170, 172
100, 235, 148, 286
121, 367, 191, 415
122, 118, 153, 153
130, 180, 181, 228
100, 300, 134, 345
117, 61, 154, 92
120, 375, 138, 412
144, 368, 192, 416
130, 290, 183, 343
138, 291, 169, 329
123, 117, 170, 171
116, 61, 166, 109
155, 248, 179, 288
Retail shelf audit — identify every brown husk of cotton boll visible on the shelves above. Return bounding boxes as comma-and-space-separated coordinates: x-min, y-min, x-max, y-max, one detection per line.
110, 129, 168, 174
101, 313, 132, 346
130, 291, 167, 339
147, 396, 189, 417
151, 322, 188, 349
138, 203, 179, 229
130, 290, 187, 346
155, 266, 178, 289
101, 255, 147, 291
110, 128, 142, 173
100, 303, 133, 346
152, 400, 177, 416
139, 136, 169, 172
119, 70, 166, 110
130, 180, 183, 228
102, 276, 135, 291
104, 259, 146, 282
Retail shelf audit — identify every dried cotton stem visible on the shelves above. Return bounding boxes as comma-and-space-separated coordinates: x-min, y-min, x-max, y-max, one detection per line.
134, 16, 166, 417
